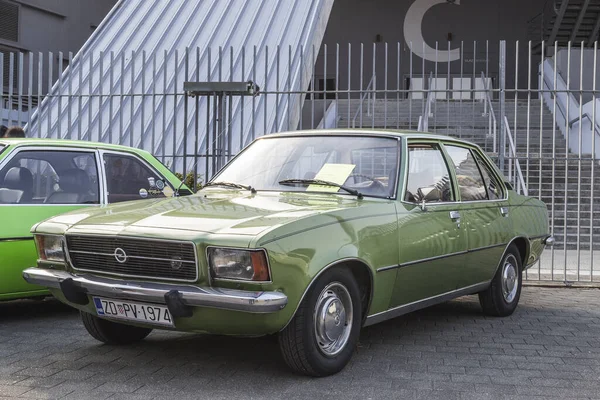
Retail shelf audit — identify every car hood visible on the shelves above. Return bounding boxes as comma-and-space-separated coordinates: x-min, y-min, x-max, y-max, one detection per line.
34, 190, 366, 241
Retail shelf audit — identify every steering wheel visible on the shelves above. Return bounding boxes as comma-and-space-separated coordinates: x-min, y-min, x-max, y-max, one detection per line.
346, 173, 386, 192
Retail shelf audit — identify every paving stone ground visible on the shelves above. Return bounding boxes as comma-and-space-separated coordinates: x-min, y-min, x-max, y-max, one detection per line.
1, 287, 599, 400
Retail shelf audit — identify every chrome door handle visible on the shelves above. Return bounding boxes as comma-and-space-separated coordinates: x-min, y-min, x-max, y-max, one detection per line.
449, 211, 460, 220
500, 207, 509, 217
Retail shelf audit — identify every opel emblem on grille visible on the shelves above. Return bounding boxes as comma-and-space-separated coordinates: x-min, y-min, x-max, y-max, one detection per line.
114, 247, 127, 264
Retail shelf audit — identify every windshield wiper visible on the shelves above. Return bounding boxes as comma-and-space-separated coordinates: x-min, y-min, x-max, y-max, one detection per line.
278, 179, 363, 199
203, 181, 256, 194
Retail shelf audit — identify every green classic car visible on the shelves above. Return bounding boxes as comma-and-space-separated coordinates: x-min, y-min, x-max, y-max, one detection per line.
23, 130, 551, 376
0, 138, 190, 301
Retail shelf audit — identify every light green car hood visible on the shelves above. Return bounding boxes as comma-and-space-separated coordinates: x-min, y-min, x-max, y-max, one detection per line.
32, 189, 378, 245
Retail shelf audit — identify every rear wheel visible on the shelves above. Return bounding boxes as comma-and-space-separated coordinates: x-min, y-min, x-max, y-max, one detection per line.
278, 266, 362, 376
80, 311, 152, 345
479, 244, 523, 317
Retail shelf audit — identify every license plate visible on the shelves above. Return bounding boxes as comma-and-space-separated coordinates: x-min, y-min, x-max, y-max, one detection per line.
92, 297, 174, 327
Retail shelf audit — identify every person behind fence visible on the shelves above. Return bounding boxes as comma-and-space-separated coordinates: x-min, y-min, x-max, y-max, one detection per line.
3, 126, 25, 138
0, 125, 7, 138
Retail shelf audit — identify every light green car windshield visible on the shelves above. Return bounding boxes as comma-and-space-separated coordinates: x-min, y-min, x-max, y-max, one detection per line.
213, 135, 401, 199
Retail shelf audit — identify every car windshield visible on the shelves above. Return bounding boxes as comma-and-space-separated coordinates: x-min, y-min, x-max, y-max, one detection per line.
212, 135, 400, 198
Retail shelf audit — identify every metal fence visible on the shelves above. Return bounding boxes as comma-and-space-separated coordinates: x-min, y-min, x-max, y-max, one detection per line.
1, 40, 599, 284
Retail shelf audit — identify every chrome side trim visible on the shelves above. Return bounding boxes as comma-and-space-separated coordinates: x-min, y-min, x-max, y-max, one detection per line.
22, 268, 287, 313
376, 243, 507, 273
364, 281, 490, 326
543, 236, 555, 246
0, 236, 33, 242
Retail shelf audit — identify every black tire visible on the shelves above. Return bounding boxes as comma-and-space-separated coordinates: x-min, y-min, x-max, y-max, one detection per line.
80, 311, 152, 345
479, 244, 523, 317
278, 266, 362, 377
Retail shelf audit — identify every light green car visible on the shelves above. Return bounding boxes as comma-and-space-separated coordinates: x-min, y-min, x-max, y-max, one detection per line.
23, 130, 551, 376
0, 138, 190, 301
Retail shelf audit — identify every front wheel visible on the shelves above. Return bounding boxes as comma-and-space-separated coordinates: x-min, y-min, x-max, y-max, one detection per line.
479, 244, 523, 317
278, 266, 362, 376
80, 311, 153, 345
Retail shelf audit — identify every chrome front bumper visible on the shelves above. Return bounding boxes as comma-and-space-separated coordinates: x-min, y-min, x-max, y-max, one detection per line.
22, 268, 287, 314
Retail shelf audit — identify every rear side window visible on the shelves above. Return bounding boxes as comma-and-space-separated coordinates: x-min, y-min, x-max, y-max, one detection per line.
0, 145, 5, 155
444, 145, 487, 202
473, 151, 504, 200
404, 144, 453, 203
104, 153, 173, 203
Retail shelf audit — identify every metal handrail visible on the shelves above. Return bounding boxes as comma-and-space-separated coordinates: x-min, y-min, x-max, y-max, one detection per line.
351, 75, 376, 128
418, 72, 434, 131
541, 71, 600, 141
481, 72, 498, 153
504, 115, 528, 196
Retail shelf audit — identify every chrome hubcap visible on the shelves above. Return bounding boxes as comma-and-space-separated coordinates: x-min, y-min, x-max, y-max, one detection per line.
501, 255, 519, 303
314, 282, 353, 356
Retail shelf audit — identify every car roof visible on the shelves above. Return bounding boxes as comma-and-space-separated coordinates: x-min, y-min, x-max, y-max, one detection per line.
263, 129, 479, 146
0, 138, 147, 154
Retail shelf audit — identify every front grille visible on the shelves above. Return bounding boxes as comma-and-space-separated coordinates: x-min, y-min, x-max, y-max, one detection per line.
66, 235, 197, 282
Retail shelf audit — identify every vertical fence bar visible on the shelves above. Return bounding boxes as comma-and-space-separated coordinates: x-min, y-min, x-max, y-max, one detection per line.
173, 50, 179, 171
87, 52, 92, 142
499, 41, 506, 171
253, 45, 257, 138
384, 42, 388, 129
76, 52, 82, 140
398, 42, 402, 130
228, 46, 233, 159
265, 45, 270, 133
56, 52, 63, 138
359, 43, 364, 128
47, 52, 53, 137
346, 43, 351, 128
335, 43, 339, 129
195, 47, 200, 186
459, 42, 463, 139
551, 41, 557, 280
131, 50, 136, 148
17, 52, 23, 128
526, 41, 531, 280
564, 42, 571, 281
67, 52, 73, 140
0, 53, 3, 130
591, 42, 597, 281
513, 41, 519, 188
8, 52, 13, 127
109, 52, 115, 144
98, 51, 102, 143
183, 48, 188, 175
162, 50, 167, 162
206, 47, 211, 178
322, 44, 326, 128
37, 53, 42, 138
371, 42, 376, 129
120, 52, 125, 146
287, 45, 291, 131
141, 51, 147, 152
538, 41, 545, 279
577, 42, 583, 279
27, 52, 33, 129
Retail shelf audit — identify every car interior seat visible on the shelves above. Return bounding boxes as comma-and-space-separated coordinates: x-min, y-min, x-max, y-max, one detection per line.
45, 168, 92, 204
0, 167, 33, 203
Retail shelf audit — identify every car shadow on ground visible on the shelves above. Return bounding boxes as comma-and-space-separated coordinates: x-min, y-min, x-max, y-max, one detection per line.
0, 297, 76, 320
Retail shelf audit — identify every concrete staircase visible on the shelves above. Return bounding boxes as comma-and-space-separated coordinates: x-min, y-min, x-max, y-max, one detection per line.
337, 98, 600, 250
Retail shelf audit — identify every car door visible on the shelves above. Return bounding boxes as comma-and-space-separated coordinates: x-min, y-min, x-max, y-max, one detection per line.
0, 147, 101, 299
389, 142, 470, 307
443, 143, 512, 289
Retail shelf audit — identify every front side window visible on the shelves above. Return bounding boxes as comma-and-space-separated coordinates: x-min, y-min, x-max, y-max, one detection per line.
404, 144, 453, 203
213, 136, 400, 198
0, 150, 100, 204
445, 145, 487, 202
104, 153, 172, 203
